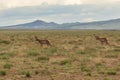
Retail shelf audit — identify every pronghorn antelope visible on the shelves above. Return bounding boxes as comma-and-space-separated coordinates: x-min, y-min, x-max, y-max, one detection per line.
94, 34, 109, 45
35, 36, 51, 46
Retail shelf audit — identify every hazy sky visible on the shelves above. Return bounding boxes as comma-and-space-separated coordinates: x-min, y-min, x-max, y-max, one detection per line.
0, 0, 120, 26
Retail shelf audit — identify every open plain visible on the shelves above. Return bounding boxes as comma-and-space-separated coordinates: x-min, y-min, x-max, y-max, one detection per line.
0, 30, 120, 80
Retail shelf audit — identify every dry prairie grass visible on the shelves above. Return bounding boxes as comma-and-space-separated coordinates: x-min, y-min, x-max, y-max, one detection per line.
0, 30, 120, 80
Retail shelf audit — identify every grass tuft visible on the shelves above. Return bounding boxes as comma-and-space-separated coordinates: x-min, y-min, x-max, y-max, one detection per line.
0, 70, 6, 76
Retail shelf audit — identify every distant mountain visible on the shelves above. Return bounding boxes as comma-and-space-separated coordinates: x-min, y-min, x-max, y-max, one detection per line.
60, 18, 120, 30
1, 20, 59, 29
1, 18, 120, 30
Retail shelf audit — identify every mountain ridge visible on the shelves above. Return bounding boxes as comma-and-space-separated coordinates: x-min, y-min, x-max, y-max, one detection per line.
1, 18, 120, 30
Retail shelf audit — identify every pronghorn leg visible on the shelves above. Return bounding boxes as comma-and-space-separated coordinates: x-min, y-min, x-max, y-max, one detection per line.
49, 43, 52, 46
47, 43, 51, 46
101, 42, 104, 45
106, 41, 109, 45
40, 43, 43, 46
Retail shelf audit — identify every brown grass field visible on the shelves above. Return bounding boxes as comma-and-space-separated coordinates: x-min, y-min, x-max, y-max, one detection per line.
0, 30, 120, 80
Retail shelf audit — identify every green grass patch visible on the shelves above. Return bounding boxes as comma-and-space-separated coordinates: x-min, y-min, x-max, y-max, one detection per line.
81, 65, 91, 72
35, 56, 49, 62
3, 63, 13, 69
0, 52, 16, 59
0, 70, 6, 76
59, 59, 71, 65
76, 51, 86, 55
25, 71, 31, 78
0, 40, 11, 44
106, 69, 117, 75
27, 50, 39, 57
